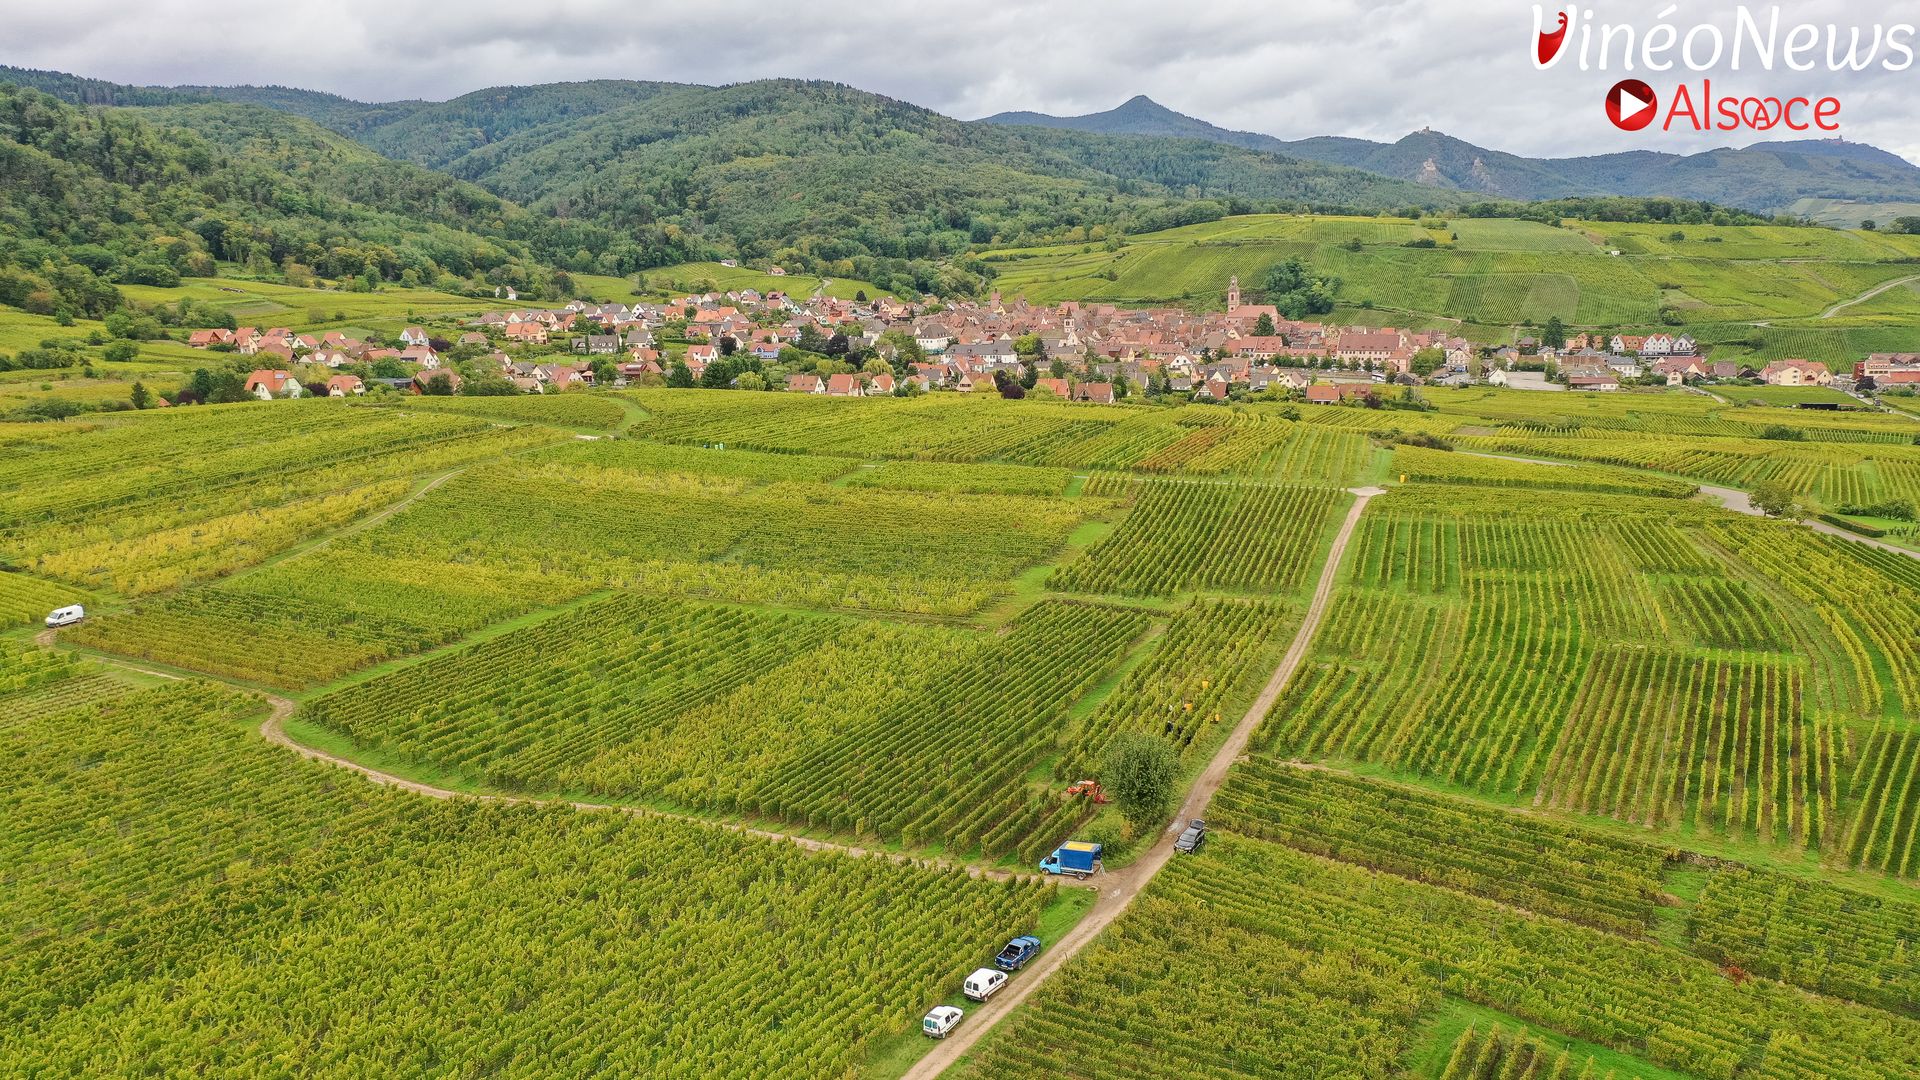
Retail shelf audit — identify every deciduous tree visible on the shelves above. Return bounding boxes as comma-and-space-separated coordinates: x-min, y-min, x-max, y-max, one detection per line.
1750, 480, 1805, 521
1101, 734, 1178, 836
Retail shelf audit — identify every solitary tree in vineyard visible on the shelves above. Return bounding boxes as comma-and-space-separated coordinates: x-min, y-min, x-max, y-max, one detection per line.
1103, 734, 1179, 836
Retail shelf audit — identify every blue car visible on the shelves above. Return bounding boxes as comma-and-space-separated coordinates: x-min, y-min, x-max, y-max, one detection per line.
994, 935, 1041, 971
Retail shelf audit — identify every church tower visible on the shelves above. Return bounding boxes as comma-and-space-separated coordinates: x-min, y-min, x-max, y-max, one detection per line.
1227, 276, 1240, 311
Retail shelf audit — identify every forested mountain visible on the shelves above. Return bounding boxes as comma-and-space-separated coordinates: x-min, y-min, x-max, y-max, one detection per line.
6, 64, 1896, 301
410, 80, 1454, 287
984, 96, 1920, 213
2, 69, 1456, 291
0, 85, 576, 319
0, 65, 421, 134
987, 95, 1290, 150
354, 81, 677, 168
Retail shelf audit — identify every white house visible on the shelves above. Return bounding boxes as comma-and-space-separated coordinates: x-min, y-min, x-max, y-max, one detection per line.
244, 370, 304, 400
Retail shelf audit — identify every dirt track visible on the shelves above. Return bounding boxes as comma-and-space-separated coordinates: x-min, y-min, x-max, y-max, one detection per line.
898, 486, 1383, 1079
34, 483, 1385, 1077
256, 699, 1031, 882
1821, 274, 1920, 319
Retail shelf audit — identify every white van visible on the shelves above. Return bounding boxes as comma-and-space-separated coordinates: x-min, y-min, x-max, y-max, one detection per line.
962, 968, 1007, 1002
44, 605, 85, 628
921, 1005, 963, 1039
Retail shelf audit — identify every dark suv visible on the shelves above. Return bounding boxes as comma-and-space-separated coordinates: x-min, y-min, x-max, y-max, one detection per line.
1174, 819, 1207, 854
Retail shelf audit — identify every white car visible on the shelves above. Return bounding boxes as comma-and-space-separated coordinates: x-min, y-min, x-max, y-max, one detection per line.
44, 605, 85, 628
922, 1005, 963, 1039
962, 968, 1007, 1002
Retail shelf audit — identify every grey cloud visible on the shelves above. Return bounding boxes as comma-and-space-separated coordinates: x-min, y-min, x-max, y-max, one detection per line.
2, 0, 1917, 161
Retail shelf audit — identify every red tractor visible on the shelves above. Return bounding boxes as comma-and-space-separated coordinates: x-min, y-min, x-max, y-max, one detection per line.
1065, 779, 1110, 804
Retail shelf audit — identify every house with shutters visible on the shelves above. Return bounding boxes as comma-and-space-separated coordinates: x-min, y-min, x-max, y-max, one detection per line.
244, 370, 304, 400
1759, 358, 1833, 387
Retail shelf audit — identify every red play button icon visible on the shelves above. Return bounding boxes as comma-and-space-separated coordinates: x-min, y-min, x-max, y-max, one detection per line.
1606, 79, 1658, 131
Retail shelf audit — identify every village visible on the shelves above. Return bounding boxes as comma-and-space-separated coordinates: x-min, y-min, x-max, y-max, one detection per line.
182, 275, 1916, 404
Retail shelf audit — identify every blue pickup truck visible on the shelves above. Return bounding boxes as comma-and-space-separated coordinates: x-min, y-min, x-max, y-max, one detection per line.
994, 935, 1041, 971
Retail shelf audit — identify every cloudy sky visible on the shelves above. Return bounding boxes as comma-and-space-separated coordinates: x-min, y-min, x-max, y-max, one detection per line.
6, 0, 1920, 161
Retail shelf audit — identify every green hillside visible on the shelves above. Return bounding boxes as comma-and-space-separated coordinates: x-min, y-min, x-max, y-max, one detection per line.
20, 66, 1904, 301
397, 79, 1459, 293
981, 211, 1920, 360
0, 65, 423, 134
5, 66, 1919, 368
0, 84, 583, 319
4, 70, 1460, 293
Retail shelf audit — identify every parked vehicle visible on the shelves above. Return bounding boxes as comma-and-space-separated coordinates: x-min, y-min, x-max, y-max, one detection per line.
922, 1005, 964, 1039
994, 935, 1041, 971
1064, 779, 1109, 803
963, 968, 1008, 1002
1037, 840, 1103, 878
44, 605, 85, 629
1174, 819, 1208, 854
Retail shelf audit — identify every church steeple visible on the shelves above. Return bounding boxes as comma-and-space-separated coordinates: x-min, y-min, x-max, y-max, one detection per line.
1227, 276, 1240, 311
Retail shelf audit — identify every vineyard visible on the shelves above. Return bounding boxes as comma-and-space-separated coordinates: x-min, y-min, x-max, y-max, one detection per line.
963, 833, 1920, 1080
0, 569, 86, 627
1, 401, 565, 596
1689, 864, 1920, 1016
371, 460, 1087, 612
34, 479, 412, 596
70, 551, 591, 688
0, 641, 139, 721
1210, 743, 1920, 1021
1261, 556, 1601, 797
1538, 649, 1830, 848
0, 401, 553, 529
1842, 726, 1920, 878
631, 389, 1377, 481
306, 596, 1152, 860
72, 449, 1095, 686
1061, 597, 1295, 774
0, 656, 1054, 1078
1251, 482, 1920, 869
1437, 1024, 1661, 1080
1209, 761, 1668, 934
841, 459, 1073, 497
1390, 445, 1698, 499
1459, 432, 1920, 512
957, 886, 1437, 1079
304, 595, 852, 789
370, 392, 629, 429
696, 599, 1149, 859
1708, 520, 1920, 724
1051, 480, 1345, 596
526, 437, 862, 484
13, 383, 1920, 1078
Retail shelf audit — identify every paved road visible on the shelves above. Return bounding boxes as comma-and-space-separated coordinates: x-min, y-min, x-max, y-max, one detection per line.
1695, 483, 1918, 561
1458, 452, 1918, 563
899, 486, 1384, 1080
